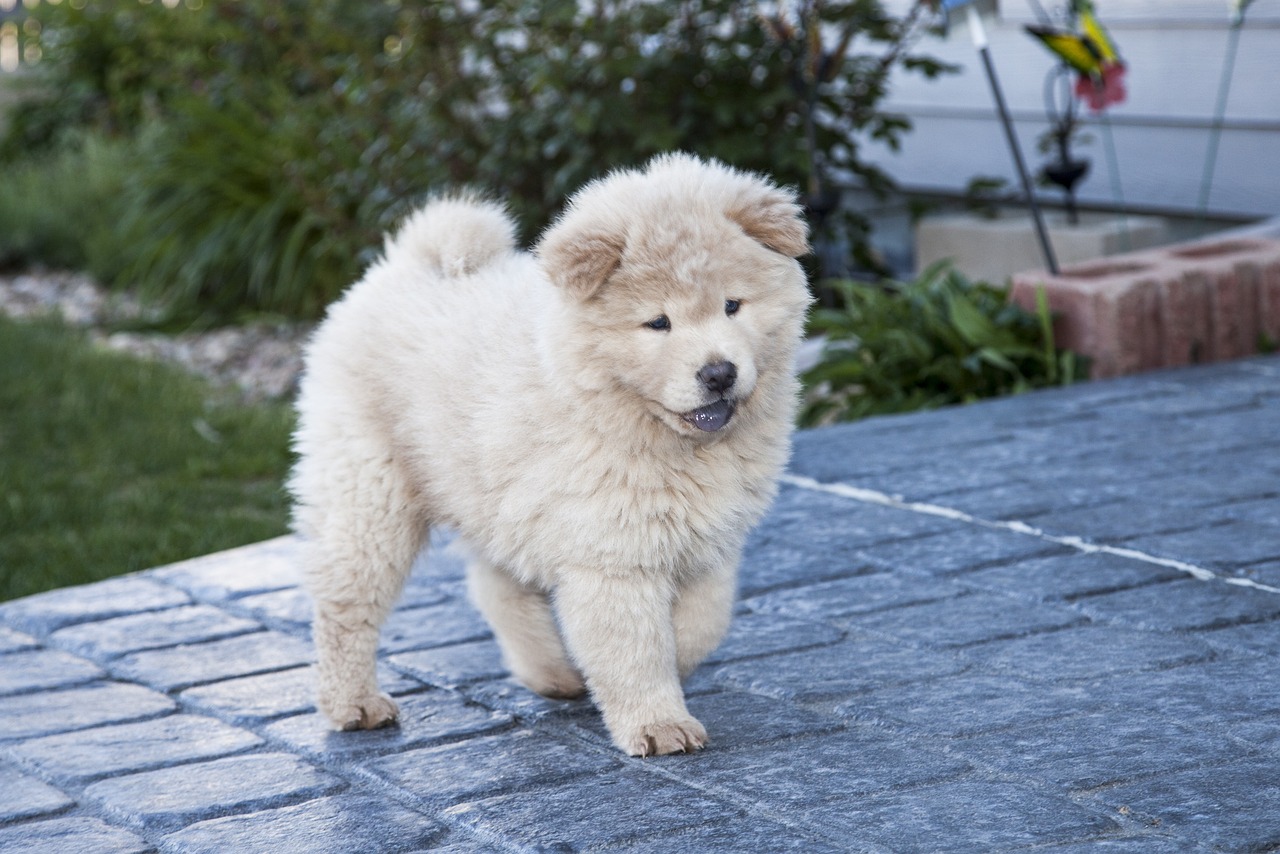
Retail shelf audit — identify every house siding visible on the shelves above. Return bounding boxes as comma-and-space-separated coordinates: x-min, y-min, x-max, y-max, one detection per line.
869, 2, 1280, 218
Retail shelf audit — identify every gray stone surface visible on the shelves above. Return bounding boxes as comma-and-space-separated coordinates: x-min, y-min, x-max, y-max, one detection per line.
177, 663, 419, 725
1, 355, 1278, 851
264, 690, 513, 761
369, 729, 620, 807
804, 780, 1121, 851
0, 626, 37, 654
0, 681, 175, 740
0, 765, 73, 822
1094, 759, 1280, 851
111, 630, 313, 691
0, 577, 190, 635
8, 714, 263, 783
49, 604, 261, 659
444, 768, 747, 850
84, 753, 343, 833
0, 816, 151, 854
387, 639, 508, 688
0, 647, 104, 695
161, 794, 445, 854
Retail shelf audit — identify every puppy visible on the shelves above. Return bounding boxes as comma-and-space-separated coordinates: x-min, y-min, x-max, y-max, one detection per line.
290, 153, 811, 755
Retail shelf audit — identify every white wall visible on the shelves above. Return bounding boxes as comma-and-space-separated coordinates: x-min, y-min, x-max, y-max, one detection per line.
867, 1, 1280, 218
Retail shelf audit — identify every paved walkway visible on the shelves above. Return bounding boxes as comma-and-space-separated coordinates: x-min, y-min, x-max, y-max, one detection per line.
2, 356, 1278, 853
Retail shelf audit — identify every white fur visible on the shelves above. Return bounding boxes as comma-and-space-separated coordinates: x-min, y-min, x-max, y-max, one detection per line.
290, 153, 811, 755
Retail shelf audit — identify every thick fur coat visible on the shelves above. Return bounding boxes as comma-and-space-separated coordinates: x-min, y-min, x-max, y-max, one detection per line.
290, 154, 811, 755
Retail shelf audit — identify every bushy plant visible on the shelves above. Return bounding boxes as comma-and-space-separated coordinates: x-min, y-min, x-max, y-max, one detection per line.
458, 0, 954, 247
0, 133, 132, 272
0, 0, 221, 158
3, 0, 955, 319
800, 263, 1083, 426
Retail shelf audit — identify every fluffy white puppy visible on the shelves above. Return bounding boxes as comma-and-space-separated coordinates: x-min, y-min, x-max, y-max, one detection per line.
290, 153, 811, 756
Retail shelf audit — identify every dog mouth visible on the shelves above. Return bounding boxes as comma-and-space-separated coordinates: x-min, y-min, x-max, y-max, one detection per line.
681, 398, 736, 432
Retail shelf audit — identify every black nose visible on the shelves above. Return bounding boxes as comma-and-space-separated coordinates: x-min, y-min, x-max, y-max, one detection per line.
697, 360, 737, 394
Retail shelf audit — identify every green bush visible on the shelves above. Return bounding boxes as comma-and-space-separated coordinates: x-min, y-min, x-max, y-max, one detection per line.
457, 0, 954, 245
0, 133, 132, 273
0, 0, 221, 158
800, 263, 1084, 426
4, 0, 954, 319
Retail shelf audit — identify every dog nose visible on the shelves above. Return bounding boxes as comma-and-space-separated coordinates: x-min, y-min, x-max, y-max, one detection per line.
697, 360, 737, 394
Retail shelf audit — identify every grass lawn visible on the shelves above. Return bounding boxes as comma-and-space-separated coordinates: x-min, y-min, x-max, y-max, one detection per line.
0, 315, 295, 601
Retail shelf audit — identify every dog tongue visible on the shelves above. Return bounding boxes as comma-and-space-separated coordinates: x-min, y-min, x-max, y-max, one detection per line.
683, 399, 735, 432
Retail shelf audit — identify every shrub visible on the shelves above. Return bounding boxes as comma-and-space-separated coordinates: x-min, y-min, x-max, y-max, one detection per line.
455, 0, 954, 248
800, 263, 1083, 426
4, 0, 955, 319
110, 94, 427, 319
0, 133, 132, 273
0, 0, 221, 158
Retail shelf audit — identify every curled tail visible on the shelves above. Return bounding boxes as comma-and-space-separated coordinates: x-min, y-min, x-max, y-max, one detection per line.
388, 193, 517, 276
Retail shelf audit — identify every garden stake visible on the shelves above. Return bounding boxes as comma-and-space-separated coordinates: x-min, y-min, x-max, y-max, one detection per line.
1097, 111, 1130, 251
1197, 10, 1247, 219
961, 3, 1058, 274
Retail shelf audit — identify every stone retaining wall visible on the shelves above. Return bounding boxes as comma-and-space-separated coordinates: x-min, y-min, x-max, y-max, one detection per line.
1010, 238, 1280, 378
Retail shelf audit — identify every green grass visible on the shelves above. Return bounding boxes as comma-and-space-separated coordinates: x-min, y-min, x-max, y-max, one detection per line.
0, 316, 295, 601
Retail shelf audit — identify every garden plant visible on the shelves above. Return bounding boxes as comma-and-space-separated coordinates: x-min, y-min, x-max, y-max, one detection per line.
1, 0, 954, 318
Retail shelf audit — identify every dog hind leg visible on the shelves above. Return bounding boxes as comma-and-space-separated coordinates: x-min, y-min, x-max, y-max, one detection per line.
467, 557, 585, 699
672, 557, 738, 681
296, 445, 425, 730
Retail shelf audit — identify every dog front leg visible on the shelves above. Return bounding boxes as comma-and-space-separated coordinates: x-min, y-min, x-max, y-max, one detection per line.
553, 569, 706, 756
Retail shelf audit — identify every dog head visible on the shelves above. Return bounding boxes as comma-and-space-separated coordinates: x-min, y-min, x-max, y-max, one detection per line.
536, 154, 812, 439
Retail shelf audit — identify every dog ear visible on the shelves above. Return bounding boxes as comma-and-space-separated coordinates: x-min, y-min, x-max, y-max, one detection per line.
725, 187, 810, 259
536, 228, 626, 300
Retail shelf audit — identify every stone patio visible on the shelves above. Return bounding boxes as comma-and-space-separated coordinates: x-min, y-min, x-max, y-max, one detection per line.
2, 355, 1278, 852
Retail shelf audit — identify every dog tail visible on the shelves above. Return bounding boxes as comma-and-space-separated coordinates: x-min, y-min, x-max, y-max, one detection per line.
388, 193, 517, 277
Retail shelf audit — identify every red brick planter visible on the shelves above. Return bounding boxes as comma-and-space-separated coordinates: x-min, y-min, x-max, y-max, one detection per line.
1010, 238, 1280, 378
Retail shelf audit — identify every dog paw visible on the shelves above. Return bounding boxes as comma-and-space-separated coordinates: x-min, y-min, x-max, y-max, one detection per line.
618, 717, 708, 757
323, 692, 400, 731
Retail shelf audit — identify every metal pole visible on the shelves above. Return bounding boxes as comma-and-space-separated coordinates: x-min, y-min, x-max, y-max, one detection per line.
966, 5, 1059, 275
1197, 20, 1243, 219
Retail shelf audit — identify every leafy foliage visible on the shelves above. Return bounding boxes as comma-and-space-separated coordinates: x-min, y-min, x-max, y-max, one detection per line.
0, 0, 221, 157
800, 263, 1083, 426
0, 133, 132, 272
3, 0, 955, 319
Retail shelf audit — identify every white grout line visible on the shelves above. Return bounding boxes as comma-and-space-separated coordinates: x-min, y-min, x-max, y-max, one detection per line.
780, 473, 1280, 596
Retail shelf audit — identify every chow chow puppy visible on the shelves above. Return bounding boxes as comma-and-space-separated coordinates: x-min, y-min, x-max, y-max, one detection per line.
290, 153, 811, 756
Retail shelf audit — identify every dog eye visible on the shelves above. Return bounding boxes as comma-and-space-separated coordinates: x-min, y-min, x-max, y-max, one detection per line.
725, 299, 741, 316
645, 315, 671, 331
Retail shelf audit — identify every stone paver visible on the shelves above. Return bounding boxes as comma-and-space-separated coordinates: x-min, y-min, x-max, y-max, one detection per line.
8, 714, 263, 784
84, 753, 344, 833
0, 681, 175, 741
49, 604, 261, 659
0, 765, 73, 822
0, 647, 104, 695
1, 355, 1277, 852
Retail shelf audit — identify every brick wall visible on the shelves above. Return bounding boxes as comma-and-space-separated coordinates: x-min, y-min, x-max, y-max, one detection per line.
1010, 238, 1280, 378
